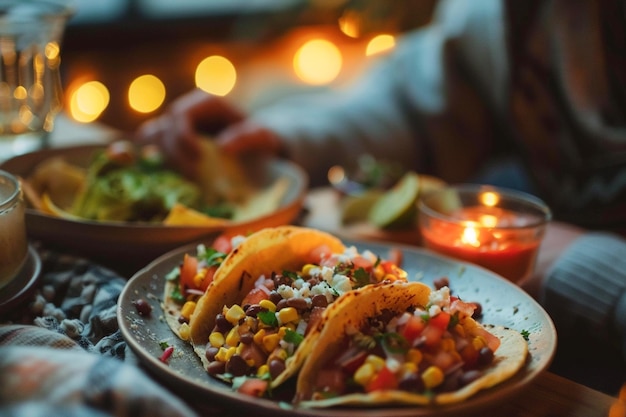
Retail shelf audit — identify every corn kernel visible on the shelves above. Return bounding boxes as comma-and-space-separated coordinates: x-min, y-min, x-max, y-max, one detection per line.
365, 354, 386, 371
301, 264, 316, 276
401, 362, 418, 377
263, 333, 281, 353
253, 329, 266, 346
178, 323, 191, 341
215, 346, 236, 362
225, 327, 241, 347
193, 268, 207, 288
259, 299, 277, 312
422, 366, 444, 389
472, 336, 487, 350
257, 364, 270, 377
454, 324, 465, 337
374, 265, 385, 280
407, 348, 423, 365
277, 307, 299, 324
180, 301, 197, 320
354, 363, 375, 386
440, 338, 455, 352
209, 332, 225, 348
225, 305, 246, 324
383, 273, 398, 281
236, 344, 245, 355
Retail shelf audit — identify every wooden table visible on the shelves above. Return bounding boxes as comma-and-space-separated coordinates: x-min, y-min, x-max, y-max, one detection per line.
44, 115, 624, 417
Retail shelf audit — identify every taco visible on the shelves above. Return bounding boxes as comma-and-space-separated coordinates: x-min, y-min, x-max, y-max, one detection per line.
187, 225, 408, 393
295, 281, 528, 407
161, 233, 242, 339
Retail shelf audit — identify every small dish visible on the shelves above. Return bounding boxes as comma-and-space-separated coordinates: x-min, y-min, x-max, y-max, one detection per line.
118, 238, 556, 416
0, 245, 42, 314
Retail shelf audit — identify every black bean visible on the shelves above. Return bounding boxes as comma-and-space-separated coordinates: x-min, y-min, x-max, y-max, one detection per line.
269, 358, 286, 379
205, 346, 219, 361
311, 294, 328, 307
286, 297, 309, 311
471, 302, 483, 318
133, 299, 152, 316
215, 313, 233, 333
246, 304, 264, 317
226, 355, 250, 377
433, 277, 449, 290
307, 277, 320, 286
206, 360, 226, 376
398, 373, 424, 392
459, 369, 483, 386
273, 274, 292, 287
477, 347, 494, 366
275, 298, 289, 311
269, 291, 282, 304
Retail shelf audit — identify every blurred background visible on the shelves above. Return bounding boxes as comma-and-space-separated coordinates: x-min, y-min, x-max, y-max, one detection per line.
60, 0, 438, 132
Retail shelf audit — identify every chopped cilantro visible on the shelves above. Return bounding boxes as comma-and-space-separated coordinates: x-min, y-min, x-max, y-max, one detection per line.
258, 310, 278, 327
380, 332, 409, 354
169, 284, 185, 304
202, 247, 227, 267
159, 341, 170, 350
165, 267, 179, 281
282, 270, 299, 281
448, 312, 460, 329
352, 267, 371, 288
283, 329, 304, 346
521, 329, 530, 341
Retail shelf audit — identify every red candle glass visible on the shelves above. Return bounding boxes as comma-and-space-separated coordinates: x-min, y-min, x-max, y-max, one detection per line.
418, 184, 551, 284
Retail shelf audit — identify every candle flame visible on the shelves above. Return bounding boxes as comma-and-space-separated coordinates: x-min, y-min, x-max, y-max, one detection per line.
461, 223, 481, 248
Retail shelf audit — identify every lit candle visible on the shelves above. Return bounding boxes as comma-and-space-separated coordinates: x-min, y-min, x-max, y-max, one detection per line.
418, 185, 551, 284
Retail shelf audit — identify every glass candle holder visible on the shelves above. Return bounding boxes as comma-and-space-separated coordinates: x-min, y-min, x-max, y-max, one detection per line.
0, 169, 27, 290
418, 184, 552, 284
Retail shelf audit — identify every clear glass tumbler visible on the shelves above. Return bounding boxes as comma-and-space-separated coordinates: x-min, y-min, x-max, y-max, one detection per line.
0, 0, 73, 160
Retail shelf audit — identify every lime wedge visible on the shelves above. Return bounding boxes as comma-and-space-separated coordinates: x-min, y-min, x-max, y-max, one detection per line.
368, 172, 421, 229
340, 189, 384, 224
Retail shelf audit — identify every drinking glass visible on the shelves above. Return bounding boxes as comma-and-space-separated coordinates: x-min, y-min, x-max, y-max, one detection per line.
0, 0, 73, 160
0, 169, 27, 290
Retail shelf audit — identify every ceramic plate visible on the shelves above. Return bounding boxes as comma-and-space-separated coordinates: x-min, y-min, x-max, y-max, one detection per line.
117, 238, 556, 416
0, 144, 307, 275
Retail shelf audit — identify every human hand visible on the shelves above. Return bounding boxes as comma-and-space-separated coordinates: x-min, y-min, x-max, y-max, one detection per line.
135, 89, 284, 179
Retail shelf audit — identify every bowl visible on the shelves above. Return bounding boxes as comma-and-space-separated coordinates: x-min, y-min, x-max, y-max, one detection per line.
0, 144, 308, 276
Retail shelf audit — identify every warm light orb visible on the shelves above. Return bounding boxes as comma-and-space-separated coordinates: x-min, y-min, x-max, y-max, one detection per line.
69, 81, 110, 123
128, 74, 166, 114
461, 224, 481, 248
195, 55, 237, 97
338, 11, 361, 38
366, 34, 396, 56
293, 39, 342, 85
480, 191, 500, 207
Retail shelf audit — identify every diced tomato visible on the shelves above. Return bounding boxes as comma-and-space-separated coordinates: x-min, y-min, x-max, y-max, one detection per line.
241, 287, 269, 307
431, 350, 457, 372
335, 347, 368, 374
212, 234, 233, 254
237, 378, 268, 397
352, 255, 374, 271
309, 244, 335, 265
400, 315, 426, 344
472, 326, 501, 352
196, 265, 218, 291
366, 366, 398, 393
179, 254, 199, 294
429, 311, 451, 330
421, 324, 445, 348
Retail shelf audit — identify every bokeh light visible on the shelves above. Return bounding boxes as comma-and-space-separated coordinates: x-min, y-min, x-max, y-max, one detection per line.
195, 55, 237, 96
293, 39, 342, 85
69, 80, 110, 123
128, 74, 166, 113
366, 34, 396, 56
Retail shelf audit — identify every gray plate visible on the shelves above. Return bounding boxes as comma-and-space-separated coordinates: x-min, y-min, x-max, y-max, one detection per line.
117, 239, 557, 416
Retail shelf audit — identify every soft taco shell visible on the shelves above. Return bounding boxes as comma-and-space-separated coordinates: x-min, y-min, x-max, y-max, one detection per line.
188, 226, 346, 385
295, 281, 528, 408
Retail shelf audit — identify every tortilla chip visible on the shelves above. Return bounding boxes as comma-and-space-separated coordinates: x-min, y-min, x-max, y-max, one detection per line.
163, 203, 231, 226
